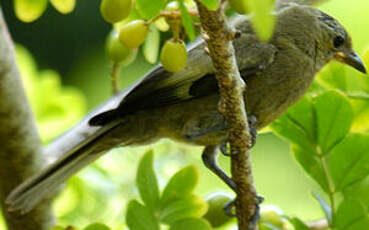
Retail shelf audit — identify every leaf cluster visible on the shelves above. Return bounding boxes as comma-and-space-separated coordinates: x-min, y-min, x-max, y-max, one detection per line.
270, 48, 369, 229
15, 45, 86, 143
126, 150, 211, 230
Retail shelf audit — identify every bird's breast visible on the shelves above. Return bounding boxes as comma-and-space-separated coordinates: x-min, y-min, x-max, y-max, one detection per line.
245, 49, 316, 129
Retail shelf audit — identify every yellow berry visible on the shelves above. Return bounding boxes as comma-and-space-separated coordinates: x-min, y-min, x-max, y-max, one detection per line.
160, 40, 187, 72
119, 20, 149, 48
100, 0, 132, 24
228, 0, 249, 14
106, 31, 137, 65
165, 1, 179, 11
203, 193, 233, 227
260, 206, 285, 228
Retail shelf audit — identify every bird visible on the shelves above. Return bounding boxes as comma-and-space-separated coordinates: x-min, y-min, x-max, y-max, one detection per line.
6, 2, 366, 213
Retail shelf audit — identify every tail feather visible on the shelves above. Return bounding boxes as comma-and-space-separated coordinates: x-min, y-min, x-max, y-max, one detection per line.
89, 109, 118, 126
6, 121, 121, 213
6, 86, 133, 213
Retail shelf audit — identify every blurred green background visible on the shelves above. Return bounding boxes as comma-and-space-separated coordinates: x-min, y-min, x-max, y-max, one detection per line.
1, 0, 369, 229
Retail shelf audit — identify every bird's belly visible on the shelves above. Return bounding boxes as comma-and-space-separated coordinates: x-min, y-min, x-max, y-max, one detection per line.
246, 64, 315, 129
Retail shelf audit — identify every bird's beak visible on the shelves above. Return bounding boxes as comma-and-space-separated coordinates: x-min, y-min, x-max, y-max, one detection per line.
334, 50, 367, 74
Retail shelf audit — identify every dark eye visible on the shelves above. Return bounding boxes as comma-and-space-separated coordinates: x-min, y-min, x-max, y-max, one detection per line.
333, 36, 345, 48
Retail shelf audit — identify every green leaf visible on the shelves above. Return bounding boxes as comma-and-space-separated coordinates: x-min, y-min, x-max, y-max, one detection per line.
179, 0, 196, 41
198, 0, 219, 10
317, 62, 348, 91
136, 0, 166, 19
312, 192, 332, 225
126, 200, 160, 230
143, 26, 160, 64
51, 227, 66, 230
318, 62, 366, 94
14, 0, 48, 22
288, 217, 310, 230
363, 47, 369, 70
271, 90, 354, 155
336, 199, 368, 230
228, 0, 249, 14
270, 97, 316, 154
136, 150, 160, 211
314, 90, 353, 154
317, 62, 369, 133
247, 0, 276, 41
346, 218, 369, 230
15, 46, 86, 143
329, 133, 369, 191
351, 99, 369, 132
50, 0, 76, 14
291, 146, 329, 192
343, 176, 369, 210
84, 223, 110, 230
169, 218, 212, 230
258, 223, 280, 230
160, 195, 208, 225
161, 165, 199, 206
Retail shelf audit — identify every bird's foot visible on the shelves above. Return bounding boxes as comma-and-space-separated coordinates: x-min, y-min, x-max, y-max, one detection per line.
248, 195, 264, 229
219, 140, 237, 156
220, 115, 258, 157
223, 195, 264, 228
224, 199, 237, 217
248, 115, 258, 148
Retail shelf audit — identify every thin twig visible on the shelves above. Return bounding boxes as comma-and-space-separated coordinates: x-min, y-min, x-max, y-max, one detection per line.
0, 7, 55, 230
194, 1, 258, 229
111, 62, 121, 95
160, 9, 198, 19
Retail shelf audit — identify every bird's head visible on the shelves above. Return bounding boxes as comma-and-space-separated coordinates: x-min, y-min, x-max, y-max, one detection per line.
316, 10, 366, 73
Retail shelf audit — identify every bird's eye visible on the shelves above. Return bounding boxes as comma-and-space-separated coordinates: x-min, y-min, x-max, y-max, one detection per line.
333, 36, 345, 48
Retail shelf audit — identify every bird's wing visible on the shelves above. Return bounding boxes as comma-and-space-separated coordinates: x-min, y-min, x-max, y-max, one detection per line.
90, 17, 278, 125
118, 39, 214, 114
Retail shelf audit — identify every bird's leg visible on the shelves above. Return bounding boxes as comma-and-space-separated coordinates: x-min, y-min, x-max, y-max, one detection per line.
220, 115, 258, 156
201, 145, 237, 191
201, 145, 264, 225
224, 195, 264, 226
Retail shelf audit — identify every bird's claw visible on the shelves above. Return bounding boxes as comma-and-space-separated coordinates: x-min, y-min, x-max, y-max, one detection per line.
224, 199, 237, 217
223, 195, 264, 227
220, 140, 238, 156
220, 115, 258, 157
248, 115, 258, 148
248, 195, 264, 229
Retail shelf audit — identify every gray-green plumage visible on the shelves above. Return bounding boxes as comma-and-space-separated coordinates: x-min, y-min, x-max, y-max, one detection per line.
6, 3, 366, 212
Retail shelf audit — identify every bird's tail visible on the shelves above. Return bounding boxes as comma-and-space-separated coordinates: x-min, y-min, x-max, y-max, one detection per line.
5, 120, 122, 213
5, 89, 131, 213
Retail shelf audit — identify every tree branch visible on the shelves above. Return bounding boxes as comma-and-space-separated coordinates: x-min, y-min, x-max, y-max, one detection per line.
0, 7, 55, 230
194, 1, 258, 229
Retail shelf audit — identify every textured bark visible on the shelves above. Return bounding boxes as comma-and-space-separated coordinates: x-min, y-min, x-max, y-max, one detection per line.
0, 7, 55, 230
194, 1, 258, 229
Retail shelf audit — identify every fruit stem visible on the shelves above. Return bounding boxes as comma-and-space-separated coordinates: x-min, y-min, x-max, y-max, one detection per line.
147, 15, 161, 25
111, 62, 121, 95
